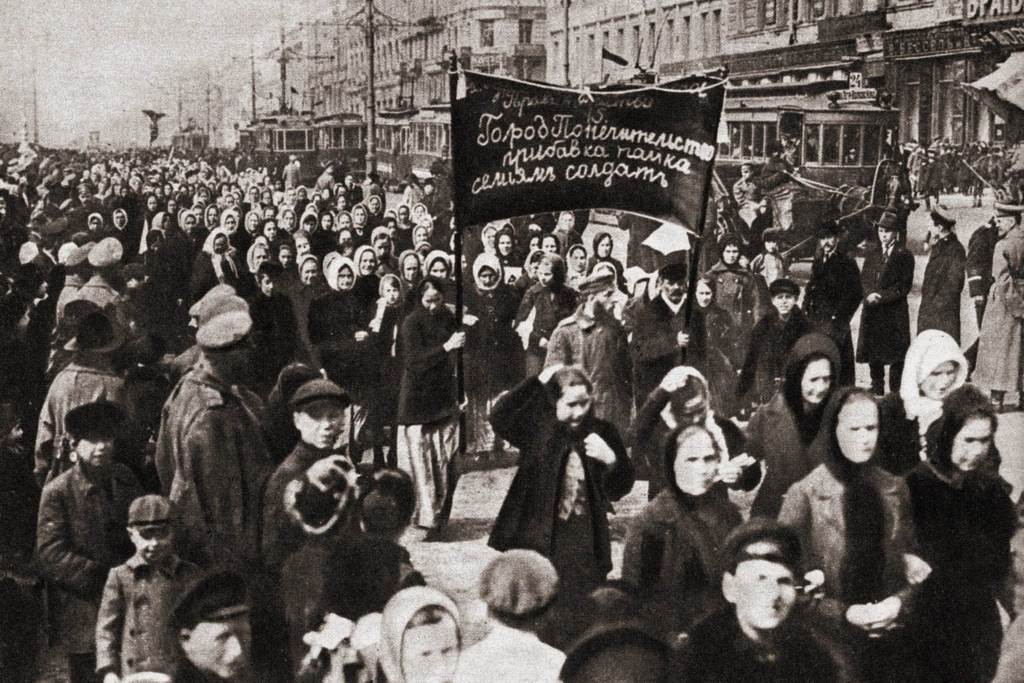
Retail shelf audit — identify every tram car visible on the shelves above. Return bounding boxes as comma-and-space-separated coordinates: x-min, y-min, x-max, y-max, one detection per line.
170, 129, 210, 155
375, 104, 451, 181
314, 113, 367, 173
240, 114, 319, 181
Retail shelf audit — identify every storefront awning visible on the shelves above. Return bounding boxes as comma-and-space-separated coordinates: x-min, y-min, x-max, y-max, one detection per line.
963, 51, 1024, 120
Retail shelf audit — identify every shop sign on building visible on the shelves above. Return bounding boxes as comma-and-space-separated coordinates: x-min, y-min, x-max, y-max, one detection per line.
964, 0, 1024, 24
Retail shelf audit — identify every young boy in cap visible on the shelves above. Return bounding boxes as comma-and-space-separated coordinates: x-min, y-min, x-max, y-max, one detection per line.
96, 495, 200, 682
36, 401, 143, 683
749, 228, 789, 286
737, 277, 811, 406
674, 519, 851, 681
171, 570, 255, 683
455, 549, 565, 682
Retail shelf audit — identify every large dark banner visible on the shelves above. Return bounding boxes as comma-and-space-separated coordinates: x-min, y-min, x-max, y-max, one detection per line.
451, 70, 726, 233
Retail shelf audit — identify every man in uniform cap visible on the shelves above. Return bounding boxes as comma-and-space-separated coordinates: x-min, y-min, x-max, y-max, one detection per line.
35, 309, 127, 484
455, 549, 565, 682
168, 285, 242, 379
154, 297, 272, 569
919, 203, 966, 343
803, 219, 863, 386
96, 495, 200, 681
545, 269, 633, 435
171, 571, 255, 682
36, 401, 142, 683
857, 209, 915, 395
673, 519, 853, 681
55, 241, 95, 326
262, 378, 353, 570
73, 236, 129, 328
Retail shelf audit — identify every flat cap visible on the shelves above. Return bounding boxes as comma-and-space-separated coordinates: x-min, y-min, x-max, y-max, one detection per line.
196, 298, 252, 350
88, 237, 124, 268
128, 494, 173, 527
171, 570, 250, 631
658, 261, 687, 283
479, 549, 559, 618
721, 518, 801, 573
66, 242, 96, 268
768, 277, 800, 297
57, 242, 77, 265
578, 269, 615, 296
560, 621, 669, 683
929, 205, 956, 229
65, 400, 125, 441
289, 378, 350, 411
189, 284, 240, 322
18, 242, 39, 266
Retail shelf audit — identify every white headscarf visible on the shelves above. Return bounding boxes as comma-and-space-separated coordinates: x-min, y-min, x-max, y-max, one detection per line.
899, 330, 969, 432
658, 366, 731, 461
472, 253, 503, 291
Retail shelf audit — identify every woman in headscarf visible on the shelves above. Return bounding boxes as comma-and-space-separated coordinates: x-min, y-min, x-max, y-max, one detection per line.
190, 227, 243, 302
463, 254, 521, 455
479, 223, 499, 259
396, 277, 465, 533
412, 225, 432, 258
423, 251, 454, 300
300, 208, 319, 236
336, 228, 356, 259
365, 194, 386, 231
553, 211, 584, 254
397, 250, 423, 314
905, 385, 1015, 683
394, 204, 416, 255
353, 244, 382, 313
202, 203, 220, 234
587, 232, 627, 292
373, 586, 461, 683
234, 208, 261, 255
110, 208, 130, 243
310, 211, 337, 259
279, 207, 296, 235
877, 329, 970, 476
489, 365, 634, 597
246, 236, 272, 287
516, 253, 578, 376
747, 332, 840, 518
290, 253, 326, 364
704, 234, 769, 359
410, 202, 431, 228
779, 387, 922, 683
565, 244, 589, 291
308, 254, 375, 458
351, 203, 371, 247
336, 210, 353, 233
513, 248, 544, 299
364, 273, 407, 468
622, 421, 743, 642
495, 223, 521, 269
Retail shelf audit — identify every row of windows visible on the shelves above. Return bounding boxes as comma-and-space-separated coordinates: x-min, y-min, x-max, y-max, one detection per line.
720, 121, 883, 167
479, 19, 533, 48
375, 121, 448, 155
739, 0, 869, 33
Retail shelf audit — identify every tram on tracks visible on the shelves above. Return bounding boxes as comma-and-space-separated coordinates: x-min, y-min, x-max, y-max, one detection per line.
170, 129, 210, 155
374, 104, 451, 180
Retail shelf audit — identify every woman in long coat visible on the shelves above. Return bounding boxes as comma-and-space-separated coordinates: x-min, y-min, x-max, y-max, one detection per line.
906, 385, 1016, 683
489, 366, 634, 597
974, 201, 1024, 410
397, 277, 465, 531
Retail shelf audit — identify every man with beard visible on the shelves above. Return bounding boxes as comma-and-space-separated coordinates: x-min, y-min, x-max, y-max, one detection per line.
804, 220, 862, 387
154, 296, 272, 570
673, 519, 854, 682
545, 270, 633, 436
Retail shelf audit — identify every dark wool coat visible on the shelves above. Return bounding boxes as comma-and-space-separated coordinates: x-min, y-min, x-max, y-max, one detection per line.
488, 377, 635, 575
621, 486, 741, 638
36, 465, 141, 653
673, 609, 856, 683
464, 284, 522, 392
307, 290, 374, 403
397, 305, 459, 425
856, 242, 915, 364
967, 222, 1000, 300
516, 282, 578, 356
906, 464, 1016, 683
738, 307, 812, 402
249, 291, 301, 394
919, 234, 966, 343
703, 261, 769, 349
628, 296, 706, 411
804, 249, 863, 337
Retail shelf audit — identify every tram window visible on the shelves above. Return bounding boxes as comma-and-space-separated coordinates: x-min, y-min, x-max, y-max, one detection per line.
822, 125, 840, 164
863, 126, 880, 165
779, 111, 803, 139
752, 124, 764, 160
742, 123, 753, 158
765, 123, 777, 150
285, 130, 307, 150
804, 124, 820, 164
729, 123, 741, 159
842, 125, 862, 166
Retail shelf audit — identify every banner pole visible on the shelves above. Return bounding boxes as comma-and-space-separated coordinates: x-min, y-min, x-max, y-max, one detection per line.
448, 53, 467, 463
682, 67, 728, 362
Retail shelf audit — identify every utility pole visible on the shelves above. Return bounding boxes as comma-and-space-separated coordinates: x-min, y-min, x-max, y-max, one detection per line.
365, 0, 377, 174
177, 82, 183, 132
250, 45, 257, 122
279, 0, 288, 113
563, 0, 571, 85
31, 62, 39, 144
205, 72, 212, 136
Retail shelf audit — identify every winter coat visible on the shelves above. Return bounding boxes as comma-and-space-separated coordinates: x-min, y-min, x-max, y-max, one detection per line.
966, 222, 999, 300
746, 333, 840, 518
918, 234, 966, 343
545, 306, 634, 436
738, 307, 812, 403
621, 486, 741, 638
627, 296, 706, 411
975, 227, 1024, 393
464, 284, 521, 393
249, 292, 301, 394
35, 465, 141, 653
804, 249, 862, 340
674, 608, 856, 683
779, 463, 917, 613
516, 283, 578, 357
397, 304, 459, 425
856, 242, 914, 364
154, 360, 273, 567
703, 261, 769, 350
906, 463, 1015, 682
95, 555, 200, 677
876, 392, 924, 477
307, 290, 374, 403
488, 377, 635, 576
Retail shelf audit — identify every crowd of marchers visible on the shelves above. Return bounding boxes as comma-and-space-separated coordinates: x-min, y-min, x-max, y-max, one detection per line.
1, 143, 1024, 682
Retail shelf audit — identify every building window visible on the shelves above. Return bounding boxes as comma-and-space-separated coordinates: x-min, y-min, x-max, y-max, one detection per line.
666, 19, 675, 60
648, 21, 657, 64
682, 17, 690, 58
764, 0, 777, 25
710, 10, 721, 54
480, 19, 494, 48
632, 25, 640, 61
617, 27, 625, 54
519, 19, 533, 44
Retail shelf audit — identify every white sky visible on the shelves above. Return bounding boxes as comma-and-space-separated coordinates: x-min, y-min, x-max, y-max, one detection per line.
0, 0, 306, 147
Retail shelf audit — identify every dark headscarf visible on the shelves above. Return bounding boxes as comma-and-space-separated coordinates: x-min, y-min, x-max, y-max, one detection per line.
782, 333, 840, 445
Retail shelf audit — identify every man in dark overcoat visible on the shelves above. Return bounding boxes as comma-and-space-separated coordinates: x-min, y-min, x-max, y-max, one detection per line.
857, 210, 915, 395
803, 220, 862, 386
918, 205, 966, 344
964, 214, 1000, 370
